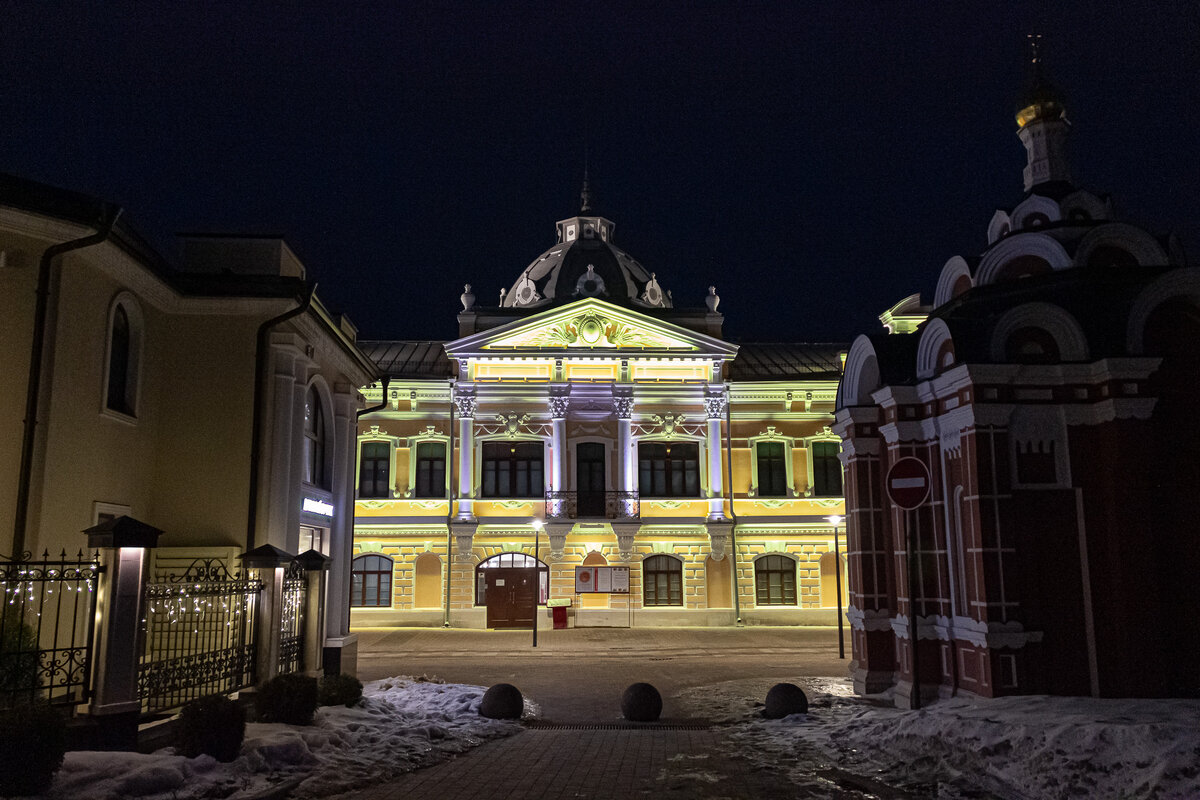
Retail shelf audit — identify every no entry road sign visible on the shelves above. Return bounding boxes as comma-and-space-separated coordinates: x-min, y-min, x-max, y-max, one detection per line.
886, 457, 931, 509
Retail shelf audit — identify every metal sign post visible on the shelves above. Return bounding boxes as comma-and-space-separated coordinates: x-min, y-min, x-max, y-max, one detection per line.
886, 457, 931, 711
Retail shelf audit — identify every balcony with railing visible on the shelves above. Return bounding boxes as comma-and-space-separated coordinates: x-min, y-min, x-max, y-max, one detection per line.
545, 490, 640, 520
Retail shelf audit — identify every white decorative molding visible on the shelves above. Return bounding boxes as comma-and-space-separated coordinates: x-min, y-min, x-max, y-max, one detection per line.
846, 606, 892, 632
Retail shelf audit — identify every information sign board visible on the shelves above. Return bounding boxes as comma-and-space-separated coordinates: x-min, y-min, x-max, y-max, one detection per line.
574, 566, 630, 594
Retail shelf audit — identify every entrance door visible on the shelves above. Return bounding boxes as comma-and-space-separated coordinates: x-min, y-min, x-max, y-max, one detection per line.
577, 442, 606, 517
485, 568, 537, 628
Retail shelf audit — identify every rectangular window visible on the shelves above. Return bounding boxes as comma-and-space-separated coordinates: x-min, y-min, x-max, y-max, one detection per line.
481, 441, 544, 498
637, 442, 700, 497
756, 441, 788, 497
414, 441, 447, 498
1016, 441, 1057, 484
358, 442, 391, 498
810, 441, 843, 497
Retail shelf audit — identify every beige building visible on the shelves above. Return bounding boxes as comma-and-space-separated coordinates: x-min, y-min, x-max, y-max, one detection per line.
352, 198, 849, 629
0, 173, 376, 678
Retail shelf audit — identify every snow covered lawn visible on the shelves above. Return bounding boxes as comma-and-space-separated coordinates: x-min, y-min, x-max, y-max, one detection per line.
43, 677, 532, 800
686, 677, 1200, 799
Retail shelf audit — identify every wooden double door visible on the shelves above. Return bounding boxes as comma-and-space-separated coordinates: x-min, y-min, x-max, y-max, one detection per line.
484, 568, 538, 628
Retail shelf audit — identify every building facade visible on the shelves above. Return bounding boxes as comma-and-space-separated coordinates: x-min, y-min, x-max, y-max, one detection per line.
352, 200, 849, 628
834, 69, 1199, 705
0, 174, 376, 680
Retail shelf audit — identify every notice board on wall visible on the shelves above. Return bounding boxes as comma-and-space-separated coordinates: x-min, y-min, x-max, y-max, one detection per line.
574, 566, 630, 593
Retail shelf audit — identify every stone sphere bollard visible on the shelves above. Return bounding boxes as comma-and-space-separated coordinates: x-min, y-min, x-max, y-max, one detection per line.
479, 683, 524, 719
763, 682, 808, 719
621, 682, 663, 722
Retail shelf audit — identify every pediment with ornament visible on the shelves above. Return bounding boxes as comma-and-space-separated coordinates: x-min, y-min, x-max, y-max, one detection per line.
447, 298, 737, 358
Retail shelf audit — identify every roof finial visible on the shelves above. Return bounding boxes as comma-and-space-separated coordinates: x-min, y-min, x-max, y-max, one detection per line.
1027, 33, 1045, 81
580, 146, 593, 213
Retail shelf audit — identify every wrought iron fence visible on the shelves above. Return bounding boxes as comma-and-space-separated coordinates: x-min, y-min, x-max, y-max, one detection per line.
0, 550, 100, 708
139, 558, 261, 713
545, 490, 640, 520
277, 560, 307, 674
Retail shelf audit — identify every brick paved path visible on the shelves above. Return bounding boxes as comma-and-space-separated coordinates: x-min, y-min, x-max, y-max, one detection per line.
341, 726, 845, 800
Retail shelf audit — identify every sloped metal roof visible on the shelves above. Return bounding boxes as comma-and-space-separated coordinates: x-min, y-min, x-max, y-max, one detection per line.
358, 340, 453, 378
729, 342, 846, 381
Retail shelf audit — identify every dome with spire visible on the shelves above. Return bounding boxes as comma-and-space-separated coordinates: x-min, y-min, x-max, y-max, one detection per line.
500, 177, 673, 311
1015, 34, 1068, 129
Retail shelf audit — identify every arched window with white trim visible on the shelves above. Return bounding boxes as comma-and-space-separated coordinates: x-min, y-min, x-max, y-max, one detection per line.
351, 554, 393, 607
642, 554, 683, 606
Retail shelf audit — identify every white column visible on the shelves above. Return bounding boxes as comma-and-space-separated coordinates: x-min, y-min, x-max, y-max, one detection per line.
325, 390, 358, 653
260, 335, 304, 549
549, 393, 570, 491
705, 391, 727, 521
454, 391, 476, 520
615, 393, 634, 493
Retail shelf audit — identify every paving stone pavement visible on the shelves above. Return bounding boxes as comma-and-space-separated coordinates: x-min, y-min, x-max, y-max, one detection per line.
317, 627, 867, 800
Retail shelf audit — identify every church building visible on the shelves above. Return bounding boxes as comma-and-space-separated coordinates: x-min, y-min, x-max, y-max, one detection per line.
352, 185, 849, 629
835, 59, 1199, 704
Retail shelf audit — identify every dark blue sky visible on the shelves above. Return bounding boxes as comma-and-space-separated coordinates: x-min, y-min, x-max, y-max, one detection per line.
3, 2, 1196, 343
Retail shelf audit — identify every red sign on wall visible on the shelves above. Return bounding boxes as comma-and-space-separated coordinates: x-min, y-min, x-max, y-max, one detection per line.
886, 457, 931, 510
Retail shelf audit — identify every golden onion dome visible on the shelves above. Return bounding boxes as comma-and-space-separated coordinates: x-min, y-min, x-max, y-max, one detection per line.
1016, 79, 1066, 128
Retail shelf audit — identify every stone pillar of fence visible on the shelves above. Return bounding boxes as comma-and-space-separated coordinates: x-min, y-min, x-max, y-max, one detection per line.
295, 549, 330, 674
240, 544, 295, 685
83, 516, 163, 750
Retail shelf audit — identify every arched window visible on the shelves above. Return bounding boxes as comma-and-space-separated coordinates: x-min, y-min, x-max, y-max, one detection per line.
304, 386, 328, 488
104, 298, 142, 418
755, 555, 796, 606
475, 552, 549, 605
351, 554, 392, 607
413, 552, 442, 608
642, 554, 683, 607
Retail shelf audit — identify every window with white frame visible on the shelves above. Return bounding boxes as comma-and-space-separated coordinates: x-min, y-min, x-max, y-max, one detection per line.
413, 441, 447, 498
755, 554, 797, 605
755, 441, 788, 497
358, 441, 391, 498
808, 440, 843, 497
642, 554, 683, 606
638, 442, 700, 497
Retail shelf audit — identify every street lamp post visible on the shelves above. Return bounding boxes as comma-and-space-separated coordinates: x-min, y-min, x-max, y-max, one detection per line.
532, 519, 543, 648
825, 514, 845, 659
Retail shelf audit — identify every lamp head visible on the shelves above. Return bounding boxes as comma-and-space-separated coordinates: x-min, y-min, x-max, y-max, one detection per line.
825, 514, 843, 527
532, 519, 544, 531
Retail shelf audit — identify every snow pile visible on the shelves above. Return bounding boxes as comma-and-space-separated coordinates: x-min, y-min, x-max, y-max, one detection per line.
713, 678, 1200, 799
46, 677, 532, 800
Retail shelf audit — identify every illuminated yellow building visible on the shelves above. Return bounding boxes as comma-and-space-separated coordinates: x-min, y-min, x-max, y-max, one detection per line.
352, 196, 848, 628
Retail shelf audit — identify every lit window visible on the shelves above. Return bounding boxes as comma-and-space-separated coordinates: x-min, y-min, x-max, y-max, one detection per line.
755, 555, 797, 605
638, 442, 700, 497
642, 554, 683, 606
351, 554, 392, 607
756, 442, 788, 497
810, 442, 842, 497
481, 441, 543, 498
414, 442, 447, 498
358, 442, 390, 498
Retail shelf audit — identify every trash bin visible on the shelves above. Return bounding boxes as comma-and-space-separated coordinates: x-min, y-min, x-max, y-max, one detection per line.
552, 605, 568, 629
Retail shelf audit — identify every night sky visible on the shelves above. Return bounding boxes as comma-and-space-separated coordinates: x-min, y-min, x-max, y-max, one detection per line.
3, 2, 1197, 344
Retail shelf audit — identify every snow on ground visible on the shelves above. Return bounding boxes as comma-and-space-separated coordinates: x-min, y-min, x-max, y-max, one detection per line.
44, 677, 534, 800
677, 677, 1200, 799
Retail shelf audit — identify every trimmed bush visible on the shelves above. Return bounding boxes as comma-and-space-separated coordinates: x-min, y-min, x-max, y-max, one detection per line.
0, 702, 66, 795
319, 673, 363, 708
763, 682, 808, 719
178, 694, 245, 762
256, 673, 319, 725
621, 682, 662, 722
479, 683, 523, 719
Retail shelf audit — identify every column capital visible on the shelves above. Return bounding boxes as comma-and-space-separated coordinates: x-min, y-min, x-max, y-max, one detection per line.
704, 393, 728, 419
548, 395, 571, 420
453, 392, 477, 418
613, 394, 634, 419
